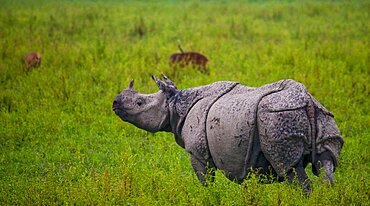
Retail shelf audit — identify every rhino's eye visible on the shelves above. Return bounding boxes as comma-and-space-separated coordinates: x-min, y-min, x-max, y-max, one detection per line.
136, 100, 143, 107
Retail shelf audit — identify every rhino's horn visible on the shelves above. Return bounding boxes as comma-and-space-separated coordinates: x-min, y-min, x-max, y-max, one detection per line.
128, 79, 134, 89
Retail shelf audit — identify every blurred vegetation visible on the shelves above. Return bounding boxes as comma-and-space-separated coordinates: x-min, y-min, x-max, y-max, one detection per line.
0, 0, 369, 205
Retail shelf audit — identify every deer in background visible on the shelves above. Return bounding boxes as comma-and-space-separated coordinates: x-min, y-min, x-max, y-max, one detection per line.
169, 45, 209, 74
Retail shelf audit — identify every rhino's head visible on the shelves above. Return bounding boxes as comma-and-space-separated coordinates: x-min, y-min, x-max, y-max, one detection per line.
112, 74, 177, 133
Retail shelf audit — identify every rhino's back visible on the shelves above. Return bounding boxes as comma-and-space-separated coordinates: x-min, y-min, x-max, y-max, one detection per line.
206, 95, 256, 181
206, 83, 284, 181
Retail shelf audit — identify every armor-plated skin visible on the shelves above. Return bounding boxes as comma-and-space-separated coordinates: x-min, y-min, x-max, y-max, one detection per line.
112, 75, 344, 192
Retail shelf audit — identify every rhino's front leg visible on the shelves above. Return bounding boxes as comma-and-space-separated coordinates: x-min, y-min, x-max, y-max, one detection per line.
190, 154, 215, 185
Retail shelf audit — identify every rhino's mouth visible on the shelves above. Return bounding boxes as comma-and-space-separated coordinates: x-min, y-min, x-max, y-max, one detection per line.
112, 106, 119, 113
113, 108, 129, 121
112, 102, 128, 120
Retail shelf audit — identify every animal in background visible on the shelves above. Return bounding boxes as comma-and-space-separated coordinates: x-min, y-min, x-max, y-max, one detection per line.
24, 52, 41, 70
169, 45, 209, 73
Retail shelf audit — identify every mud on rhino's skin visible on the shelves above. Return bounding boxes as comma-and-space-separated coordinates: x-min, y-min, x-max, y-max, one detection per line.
113, 74, 344, 192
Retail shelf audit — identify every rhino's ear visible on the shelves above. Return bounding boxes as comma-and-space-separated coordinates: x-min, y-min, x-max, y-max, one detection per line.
152, 75, 166, 90
152, 75, 177, 97
161, 73, 177, 89
128, 79, 134, 89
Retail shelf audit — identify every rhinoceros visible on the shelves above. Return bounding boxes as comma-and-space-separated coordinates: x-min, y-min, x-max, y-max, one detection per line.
112, 74, 343, 192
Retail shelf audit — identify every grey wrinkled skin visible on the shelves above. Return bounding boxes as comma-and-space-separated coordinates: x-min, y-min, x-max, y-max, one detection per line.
113, 74, 344, 192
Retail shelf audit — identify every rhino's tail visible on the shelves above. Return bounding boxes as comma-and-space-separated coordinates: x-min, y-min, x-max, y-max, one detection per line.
307, 93, 344, 174
306, 98, 317, 168
279, 79, 343, 172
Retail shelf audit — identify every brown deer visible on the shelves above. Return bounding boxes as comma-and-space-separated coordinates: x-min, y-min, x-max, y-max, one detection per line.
24, 52, 41, 70
169, 45, 209, 73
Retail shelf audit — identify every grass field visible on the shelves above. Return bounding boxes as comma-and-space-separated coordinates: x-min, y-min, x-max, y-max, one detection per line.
0, 0, 369, 205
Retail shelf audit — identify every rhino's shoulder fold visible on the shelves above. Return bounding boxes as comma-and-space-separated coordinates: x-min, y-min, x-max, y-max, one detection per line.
168, 81, 239, 147
170, 81, 239, 119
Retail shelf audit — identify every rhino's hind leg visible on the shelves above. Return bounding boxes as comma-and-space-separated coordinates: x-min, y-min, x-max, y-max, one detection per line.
257, 109, 309, 177
257, 106, 313, 192
286, 159, 311, 193
313, 151, 335, 186
190, 155, 216, 185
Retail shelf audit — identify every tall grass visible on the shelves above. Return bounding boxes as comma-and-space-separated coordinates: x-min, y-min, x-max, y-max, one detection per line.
0, 0, 369, 205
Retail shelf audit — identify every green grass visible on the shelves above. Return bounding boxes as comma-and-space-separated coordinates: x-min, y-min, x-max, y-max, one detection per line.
0, 0, 369, 205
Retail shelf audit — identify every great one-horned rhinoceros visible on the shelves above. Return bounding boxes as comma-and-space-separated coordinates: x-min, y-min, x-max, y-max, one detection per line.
112, 74, 343, 192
